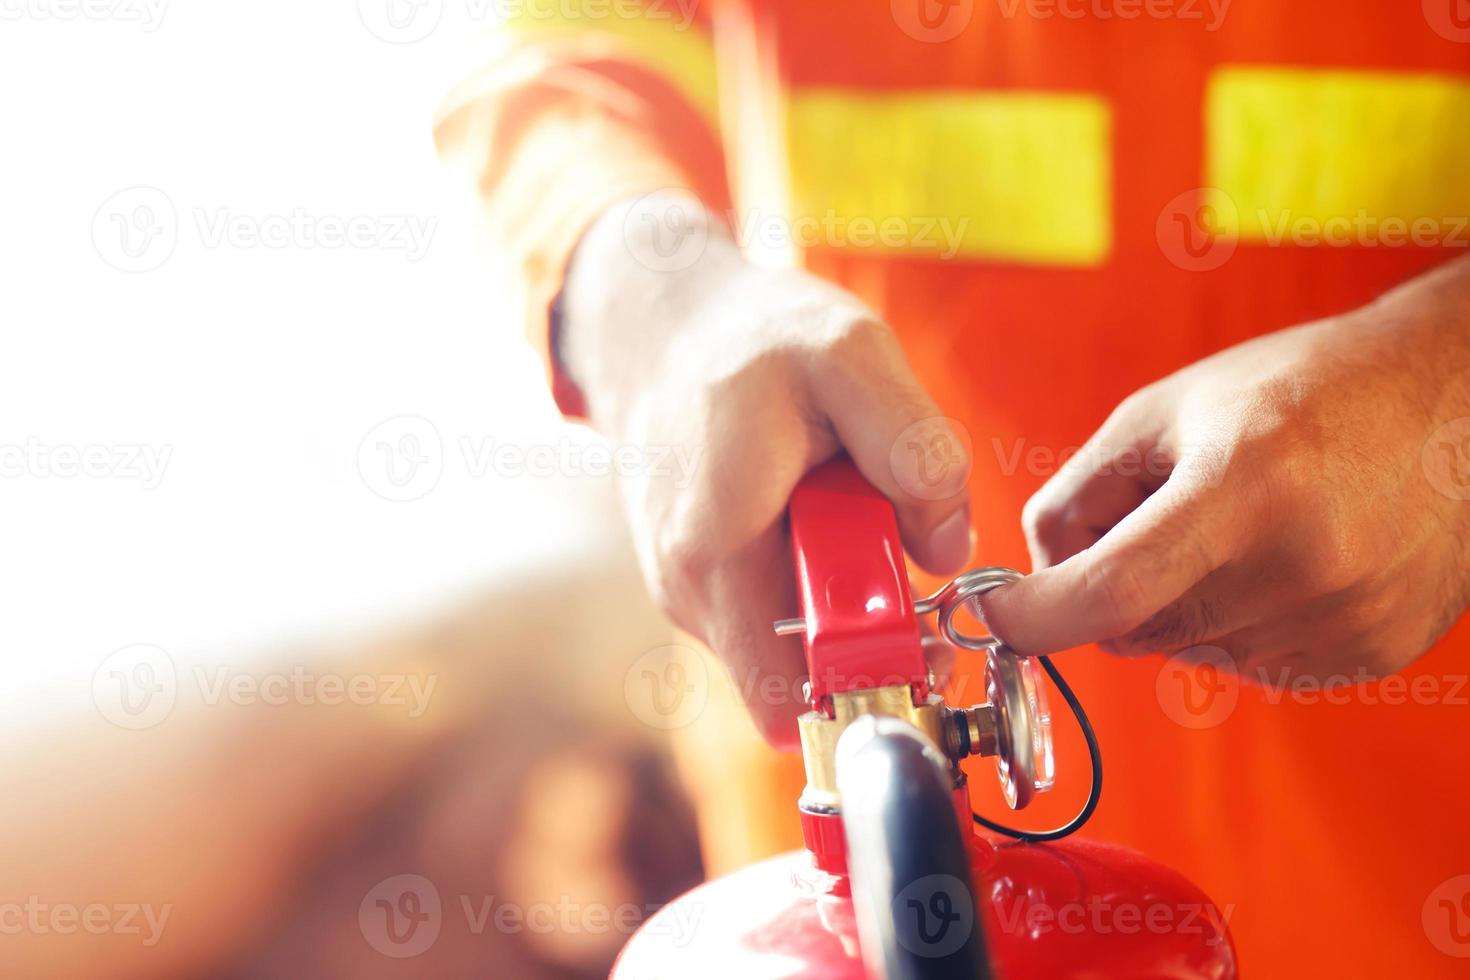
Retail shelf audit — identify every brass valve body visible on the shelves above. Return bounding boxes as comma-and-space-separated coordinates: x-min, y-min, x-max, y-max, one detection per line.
797, 684, 997, 811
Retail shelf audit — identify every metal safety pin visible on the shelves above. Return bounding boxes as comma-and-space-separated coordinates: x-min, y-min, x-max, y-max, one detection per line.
774, 566, 1023, 652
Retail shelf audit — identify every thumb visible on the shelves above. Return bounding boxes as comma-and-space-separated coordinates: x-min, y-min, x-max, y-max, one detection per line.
977, 465, 1236, 655
808, 321, 973, 574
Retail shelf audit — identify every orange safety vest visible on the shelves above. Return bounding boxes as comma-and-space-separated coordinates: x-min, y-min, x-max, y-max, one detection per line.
435, 2, 1470, 975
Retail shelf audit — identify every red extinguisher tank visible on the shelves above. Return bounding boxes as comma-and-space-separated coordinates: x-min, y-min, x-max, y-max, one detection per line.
613, 459, 1239, 979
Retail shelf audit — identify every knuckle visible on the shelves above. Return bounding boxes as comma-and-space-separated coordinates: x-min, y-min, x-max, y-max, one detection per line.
906, 497, 961, 534
1021, 491, 1055, 534
823, 310, 892, 352
779, 301, 890, 363
820, 316, 921, 391
888, 414, 973, 506
650, 514, 717, 624
1103, 386, 1163, 438
1213, 441, 1272, 502
1022, 493, 1067, 552
660, 533, 714, 591
1111, 387, 1153, 424
705, 349, 789, 406
1224, 419, 1298, 485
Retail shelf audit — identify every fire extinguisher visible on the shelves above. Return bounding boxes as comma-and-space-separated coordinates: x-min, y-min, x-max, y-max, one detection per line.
613, 457, 1239, 979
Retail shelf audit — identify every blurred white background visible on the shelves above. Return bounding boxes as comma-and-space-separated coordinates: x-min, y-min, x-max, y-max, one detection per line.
0, 1, 619, 717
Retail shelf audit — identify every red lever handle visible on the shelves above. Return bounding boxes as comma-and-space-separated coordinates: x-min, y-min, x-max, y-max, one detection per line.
787, 457, 929, 708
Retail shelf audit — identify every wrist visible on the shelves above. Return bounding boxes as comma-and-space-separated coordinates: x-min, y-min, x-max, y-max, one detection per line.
559, 191, 742, 431
1354, 257, 1470, 419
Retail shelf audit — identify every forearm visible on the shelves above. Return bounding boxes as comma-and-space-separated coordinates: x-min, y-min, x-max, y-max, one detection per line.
434, 22, 728, 417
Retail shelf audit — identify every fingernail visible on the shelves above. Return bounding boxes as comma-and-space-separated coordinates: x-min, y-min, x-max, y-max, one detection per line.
923, 508, 973, 573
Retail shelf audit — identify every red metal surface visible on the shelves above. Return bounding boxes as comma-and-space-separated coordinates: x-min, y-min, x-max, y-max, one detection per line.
612, 833, 1239, 980
787, 456, 929, 705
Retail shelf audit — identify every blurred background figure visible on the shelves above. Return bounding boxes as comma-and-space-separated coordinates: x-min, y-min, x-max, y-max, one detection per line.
6, 546, 707, 979
1, 4, 730, 977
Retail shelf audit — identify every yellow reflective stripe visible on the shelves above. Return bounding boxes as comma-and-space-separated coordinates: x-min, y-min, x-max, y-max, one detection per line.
500, 1, 718, 125
785, 89, 1113, 266
1207, 67, 1470, 242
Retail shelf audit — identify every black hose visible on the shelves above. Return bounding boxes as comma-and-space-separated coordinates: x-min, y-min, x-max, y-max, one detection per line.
971, 654, 1102, 843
